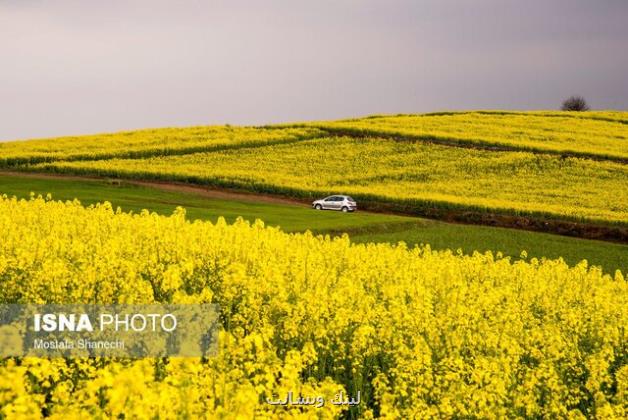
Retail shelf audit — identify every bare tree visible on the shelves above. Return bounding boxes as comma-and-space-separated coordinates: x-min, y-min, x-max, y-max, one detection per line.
561, 96, 590, 111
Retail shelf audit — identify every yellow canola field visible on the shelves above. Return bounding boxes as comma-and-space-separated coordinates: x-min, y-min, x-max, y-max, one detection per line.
306, 111, 628, 161
36, 137, 628, 225
3, 111, 627, 167
0, 126, 323, 165
0, 196, 626, 418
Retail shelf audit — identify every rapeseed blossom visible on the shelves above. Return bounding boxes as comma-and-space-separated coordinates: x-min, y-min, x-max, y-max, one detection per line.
0, 196, 626, 418
37, 136, 628, 224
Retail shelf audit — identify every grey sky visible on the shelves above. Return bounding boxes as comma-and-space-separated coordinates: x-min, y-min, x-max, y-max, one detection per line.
1, 0, 627, 141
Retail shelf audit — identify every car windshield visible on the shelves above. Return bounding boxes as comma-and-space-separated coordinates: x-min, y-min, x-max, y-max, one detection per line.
346, 196, 355, 202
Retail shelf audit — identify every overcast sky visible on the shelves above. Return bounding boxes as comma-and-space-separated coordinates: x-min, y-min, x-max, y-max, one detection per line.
1, 0, 627, 141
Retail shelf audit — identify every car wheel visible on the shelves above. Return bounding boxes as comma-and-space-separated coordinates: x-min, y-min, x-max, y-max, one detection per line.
315, 204, 322, 210
341, 206, 349, 213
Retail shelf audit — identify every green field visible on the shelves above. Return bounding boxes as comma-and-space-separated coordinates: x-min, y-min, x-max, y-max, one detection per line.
2, 174, 625, 274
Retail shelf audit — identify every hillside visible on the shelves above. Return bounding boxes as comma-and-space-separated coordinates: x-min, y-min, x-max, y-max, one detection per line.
304, 111, 628, 161
0, 126, 324, 165
2, 111, 626, 241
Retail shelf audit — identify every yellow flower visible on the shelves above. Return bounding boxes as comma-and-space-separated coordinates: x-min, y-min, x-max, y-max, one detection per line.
0, 196, 625, 418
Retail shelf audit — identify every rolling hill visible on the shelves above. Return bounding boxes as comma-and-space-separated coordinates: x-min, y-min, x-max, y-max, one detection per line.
2, 111, 626, 241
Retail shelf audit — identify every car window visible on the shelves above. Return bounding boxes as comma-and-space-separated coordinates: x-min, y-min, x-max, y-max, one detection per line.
346, 196, 355, 202
325, 196, 336, 201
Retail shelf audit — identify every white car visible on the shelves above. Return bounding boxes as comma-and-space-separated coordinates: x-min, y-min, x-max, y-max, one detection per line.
312, 195, 357, 212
